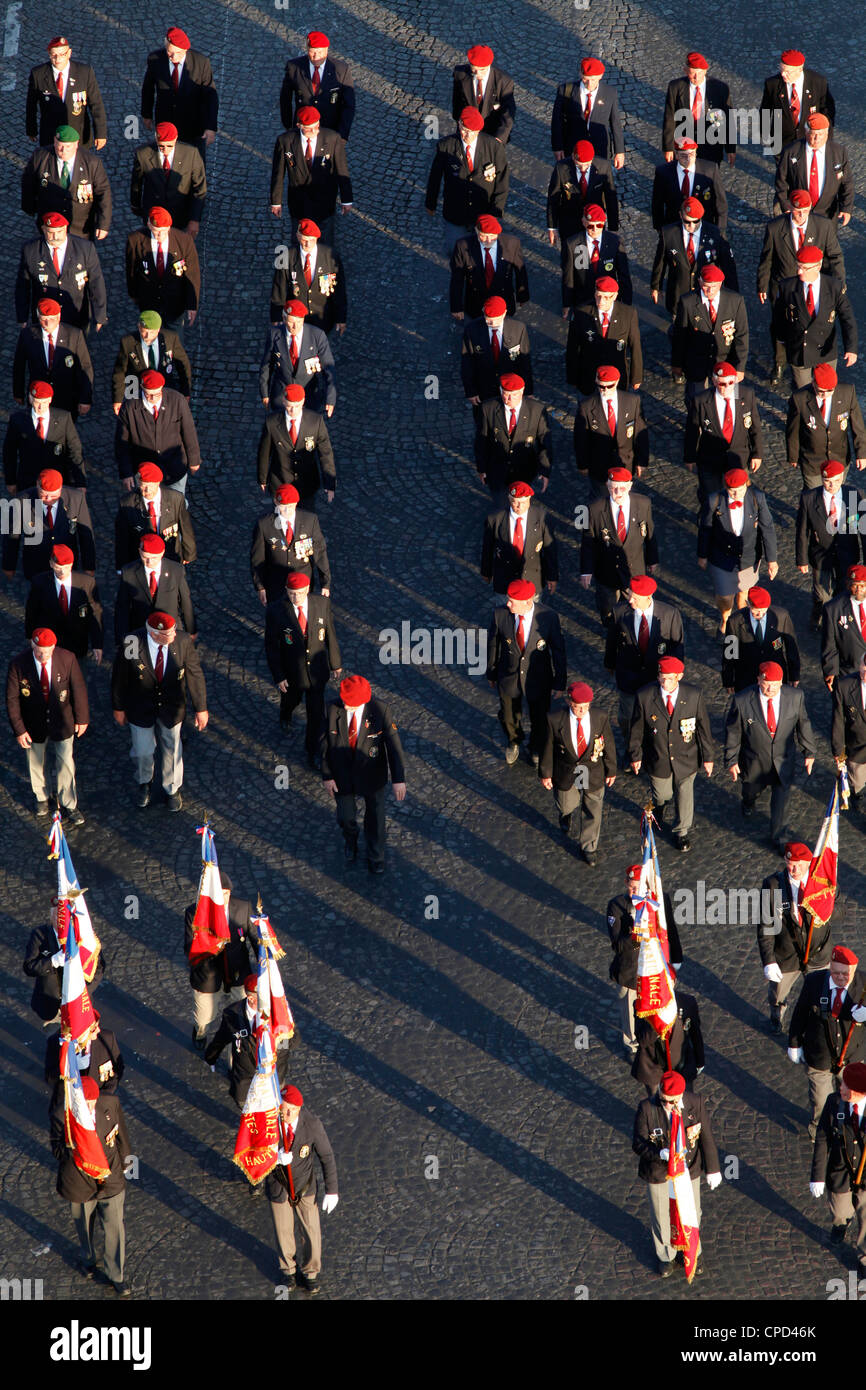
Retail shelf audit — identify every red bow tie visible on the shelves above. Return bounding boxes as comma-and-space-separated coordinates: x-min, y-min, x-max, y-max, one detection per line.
729, 500, 743, 509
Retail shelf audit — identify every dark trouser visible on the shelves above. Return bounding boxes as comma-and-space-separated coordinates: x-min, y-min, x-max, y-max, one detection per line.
336, 788, 386, 866
587, 473, 611, 501
810, 556, 845, 613
684, 377, 710, 400
595, 582, 627, 623
697, 465, 726, 508
768, 291, 785, 368
498, 693, 549, 755
280, 684, 326, 757
742, 768, 788, 840
791, 360, 836, 390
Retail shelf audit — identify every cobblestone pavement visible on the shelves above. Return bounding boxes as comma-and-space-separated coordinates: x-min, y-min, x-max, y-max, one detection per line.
1, 0, 865, 1304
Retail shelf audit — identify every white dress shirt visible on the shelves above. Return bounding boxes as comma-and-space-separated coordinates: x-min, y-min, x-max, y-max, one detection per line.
715, 390, 735, 431
727, 495, 745, 536
146, 633, 165, 668
611, 497, 630, 533
569, 710, 590, 754
659, 682, 679, 712
51, 64, 69, 99
634, 600, 653, 640
803, 278, 821, 314
806, 143, 826, 196
759, 690, 780, 729
55, 576, 72, 608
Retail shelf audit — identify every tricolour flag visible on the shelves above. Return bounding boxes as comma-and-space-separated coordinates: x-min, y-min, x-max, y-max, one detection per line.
252, 913, 294, 1049
60, 906, 97, 1046
633, 814, 677, 1050
189, 824, 231, 966
60, 1039, 110, 1182
47, 813, 101, 981
802, 777, 841, 942
233, 1024, 282, 1185
668, 1106, 700, 1283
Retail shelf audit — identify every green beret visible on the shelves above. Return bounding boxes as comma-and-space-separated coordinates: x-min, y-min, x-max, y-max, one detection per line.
54, 124, 80, 142
138, 311, 162, 330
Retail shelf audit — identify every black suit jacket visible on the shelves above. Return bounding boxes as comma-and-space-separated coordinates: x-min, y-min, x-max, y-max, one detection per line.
1, 484, 95, 579
13, 322, 93, 415
125, 227, 200, 319
110, 627, 206, 728
684, 387, 763, 476
562, 229, 632, 308
697, 486, 777, 571
21, 145, 112, 239
579, 493, 658, 590
140, 48, 219, 142
449, 233, 529, 319
775, 138, 853, 220
270, 128, 353, 220
27, 61, 108, 146
131, 140, 207, 226
672, 289, 748, 380
574, 389, 648, 482
23, 921, 104, 1022
628, 680, 714, 777
796, 485, 865, 574
812, 1094, 866, 1192
257, 408, 336, 499
183, 896, 258, 993
114, 486, 196, 568
266, 1107, 338, 1203
111, 328, 191, 404
757, 212, 845, 296
831, 673, 866, 764
280, 55, 355, 139
6, 646, 88, 743
461, 317, 532, 401
45, 1028, 123, 1098
52, 1091, 130, 1203
790, 969, 866, 1073
425, 133, 509, 226
539, 706, 616, 790
773, 274, 857, 366
786, 384, 866, 469
724, 684, 817, 784
721, 606, 800, 691
566, 301, 643, 394
633, 1089, 719, 1183
15, 233, 107, 330
822, 594, 866, 679
451, 66, 515, 143
605, 600, 684, 695
114, 558, 196, 642
475, 397, 551, 490
661, 76, 734, 161
631, 995, 706, 1089
2, 407, 85, 492
759, 870, 833, 973
320, 698, 406, 795
651, 158, 727, 233
480, 501, 557, 595
250, 509, 329, 600
25, 571, 103, 659
607, 891, 681, 989
551, 80, 624, 159
264, 593, 341, 691
546, 156, 619, 239
258, 323, 336, 412
761, 70, 835, 150
270, 244, 347, 329
203, 999, 294, 1107
115, 392, 201, 484
486, 604, 566, 700
651, 221, 738, 316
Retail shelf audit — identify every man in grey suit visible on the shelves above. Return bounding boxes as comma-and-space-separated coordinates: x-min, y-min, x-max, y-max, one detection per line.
724, 660, 817, 850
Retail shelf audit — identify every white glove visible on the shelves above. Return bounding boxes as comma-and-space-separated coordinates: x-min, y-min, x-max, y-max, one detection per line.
696, 1066, 705, 1074
851, 1005, 866, 1024
658, 1148, 670, 1161
322, 1193, 339, 1214
51, 950, 65, 967
810, 1181, 825, 1198
788, 1047, 803, 1063
706, 1172, 722, 1190
764, 963, 783, 983
278, 1151, 291, 1166
672, 962, 682, 973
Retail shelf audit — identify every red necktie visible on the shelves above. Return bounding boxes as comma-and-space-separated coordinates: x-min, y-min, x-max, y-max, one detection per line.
616, 506, 626, 542
47, 334, 55, 366
806, 283, 815, 317
832, 987, 843, 1019
584, 95, 592, 124
298, 606, 307, 637
59, 586, 69, 615
681, 170, 690, 200
155, 646, 164, 681
722, 400, 733, 443
348, 713, 358, 749
37, 417, 46, 441
508, 409, 517, 435
41, 663, 50, 701
44, 504, 54, 530
156, 244, 165, 277
638, 613, 649, 655
797, 226, 805, 251
686, 234, 695, 266
304, 254, 312, 287
148, 501, 157, 530
172, 63, 180, 91
513, 515, 524, 554
601, 312, 609, 337
312, 66, 321, 95
606, 400, 616, 436
149, 570, 158, 598
490, 330, 500, 362
484, 250, 494, 288
290, 336, 299, 369
53, 248, 61, 275
789, 86, 800, 126
290, 418, 299, 446
476, 79, 483, 106
152, 404, 159, 423
465, 143, 473, 173
579, 170, 588, 196
591, 239, 599, 263
576, 721, 587, 757
860, 604, 866, 642
766, 699, 776, 736
517, 616, 526, 651
829, 494, 838, 525
56, 71, 64, 98
692, 87, 702, 121
809, 153, 820, 205
305, 139, 314, 167
666, 696, 674, 718
163, 155, 171, 174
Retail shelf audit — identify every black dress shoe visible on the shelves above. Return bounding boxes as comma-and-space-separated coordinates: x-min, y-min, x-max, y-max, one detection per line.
302, 1273, 321, 1295
674, 834, 691, 853
657, 1259, 675, 1278
192, 1027, 207, 1052
741, 801, 755, 818
306, 752, 318, 769
75, 1260, 97, 1280
63, 806, 85, 826
137, 782, 152, 808
655, 802, 670, 825
167, 790, 183, 812
830, 1222, 850, 1245
767, 364, 784, 386
693, 1259, 704, 1277
344, 839, 358, 862
112, 1280, 131, 1297
368, 860, 385, 875
35, 800, 51, 820
558, 813, 572, 834
582, 848, 598, 866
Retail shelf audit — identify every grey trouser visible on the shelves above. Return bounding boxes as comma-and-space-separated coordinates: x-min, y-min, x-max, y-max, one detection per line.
554, 782, 605, 851
71, 1188, 125, 1282
618, 691, 635, 753
647, 1175, 702, 1262
616, 983, 637, 1048
767, 958, 823, 1009
270, 1190, 322, 1276
829, 1189, 866, 1260
26, 736, 77, 807
792, 361, 836, 390
847, 761, 866, 796
806, 1067, 837, 1128
650, 771, 696, 837
165, 473, 188, 498
193, 984, 245, 1031
129, 720, 183, 793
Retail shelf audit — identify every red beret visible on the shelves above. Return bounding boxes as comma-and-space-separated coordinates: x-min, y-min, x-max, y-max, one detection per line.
581, 57, 605, 77
748, 587, 771, 607
296, 106, 321, 126
658, 656, 684, 674
244, 974, 258, 992
713, 361, 737, 380
467, 44, 494, 66
806, 112, 829, 130
41, 211, 68, 227
51, 544, 74, 566
507, 579, 536, 602
284, 298, 309, 317
340, 675, 372, 706
499, 373, 525, 392
32, 628, 57, 647
508, 481, 534, 499
147, 611, 175, 631
284, 384, 305, 403
573, 140, 595, 162
281, 1083, 304, 1106
30, 381, 54, 399
297, 218, 321, 238
148, 206, 172, 227
781, 49, 805, 65
141, 369, 165, 391
286, 572, 311, 591
476, 214, 501, 235
137, 462, 163, 482
759, 661, 784, 680
813, 364, 838, 390
275, 484, 299, 504
459, 106, 485, 131
676, 137, 698, 151
681, 197, 705, 219
849, 565, 866, 582
596, 365, 621, 384
166, 27, 191, 49
842, 1062, 866, 1092
307, 31, 329, 47
686, 52, 708, 69
595, 276, 619, 293
567, 681, 594, 703
627, 864, 643, 878
38, 469, 63, 491
630, 575, 657, 596
155, 122, 178, 141
832, 945, 859, 966
797, 246, 823, 265
724, 468, 748, 487
80, 1076, 100, 1101
660, 1071, 686, 1097
483, 295, 507, 317
700, 264, 725, 283
47, 37, 69, 49
140, 534, 166, 555
822, 460, 845, 479
789, 189, 812, 209
607, 467, 632, 482
37, 298, 61, 315
583, 203, 606, 223
785, 842, 812, 861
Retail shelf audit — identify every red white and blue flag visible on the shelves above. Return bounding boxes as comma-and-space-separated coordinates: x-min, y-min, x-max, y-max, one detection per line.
668, 1106, 700, 1282
802, 776, 842, 938
59, 920, 98, 1053
189, 823, 231, 966
233, 1023, 282, 1185
251, 913, 294, 1050
47, 813, 101, 982
60, 1038, 110, 1181
633, 812, 677, 1051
